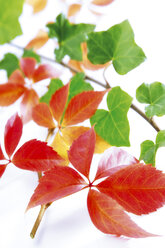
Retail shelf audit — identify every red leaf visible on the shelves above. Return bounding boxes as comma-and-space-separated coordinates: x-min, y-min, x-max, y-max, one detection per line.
0, 83, 25, 106
32, 103, 55, 128
49, 83, 69, 124
68, 127, 95, 179
20, 89, 39, 123
33, 64, 61, 83
8, 70, 26, 85
97, 163, 165, 215
27, 165, 87, 209
4, 113, 23, 158
0, 145, 5, 160
87, 189, 155, 238
62, 90, 107, 126
0, 164, 8, 178
20, 57, 36, 79
12, 139, 65, 171
94, 147, 139, 181
92, 0, 114, 6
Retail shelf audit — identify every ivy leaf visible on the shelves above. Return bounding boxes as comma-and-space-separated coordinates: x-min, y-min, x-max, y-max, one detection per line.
136, 82, 165, 117
0, 0, 24, 44
156, 130, 165, 147
0, 53, 19, 77
90, 87, 132, 147
22, 49, 41, 63
47, 14, 95, 61
87, 20, 146, 74
97, 163, 165, 215
40, 78, 63, 104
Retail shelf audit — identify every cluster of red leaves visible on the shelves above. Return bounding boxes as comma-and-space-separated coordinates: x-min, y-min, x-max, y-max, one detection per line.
0, 58, 60, 123
0, 113, 64, 178
27, 127, 165, 238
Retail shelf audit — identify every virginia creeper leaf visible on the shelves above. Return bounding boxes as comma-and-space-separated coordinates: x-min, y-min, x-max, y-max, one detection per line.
22, 49, 41, 63
0, 0, 24, 44
47, 14, 95, 61
0, 164, 7, 178
8, 70, 26, 85
27, 165, 86, 209
68, 127, 96, 179
26, 30, 49, 51
136, 82, 165, 117
12, 139, 64, 171
4, 113, 23, 158
20, 57, 36, 79
87, 189, 153, 238
33, 64, 61, 82
139, 140, 157, 166
90, 87, 132, 146
0, 145, 5, 160
0, 53, 19, 77
87, 20, 146, 74
62, 90, 107, 126
40, 78, 63, 104
97, 163, 165, 215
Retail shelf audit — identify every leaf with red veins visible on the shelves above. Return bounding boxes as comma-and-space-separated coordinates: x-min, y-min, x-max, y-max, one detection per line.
27, 165, 87, 209
97, 163, 165, 215
8, 70, 26, 85
62, 90, 108, 126
32, 102, 55, 128
68, 127, 95, 179
49, 83, 70, 124
0, 164, 8, 178
33, 64, 61, 83
20, 57, 36, 79
87, 189, 155, 238
4, 113, 23, 158
12, 139, 65, 171
20, 89, 39, 124
92, 0, 114, 6
0, 83, 25, 106
94, 147, 139, 181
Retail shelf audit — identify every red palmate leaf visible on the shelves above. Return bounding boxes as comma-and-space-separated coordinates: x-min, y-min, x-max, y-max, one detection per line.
33, 64, 61, 83
0, 164, 8, 178
97, 163, 165, 215
68, 127, 95, 179
32, 103, 55, 128
27, 165, 87, 209
8, 70, 26, 85
87, 189, 154, 238
4, 113, 23, 158
20, 57, 36, 79
92, 0, 114, 6
0, 83, 25, 106
0, 145, 5, 160
62, 90, 108, 126
94, 147, 138, 181
20, 89, 39, 123
49, 83, 70, 124
12, 139, 64, 171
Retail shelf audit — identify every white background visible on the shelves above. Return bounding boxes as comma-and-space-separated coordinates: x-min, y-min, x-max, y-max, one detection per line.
0, 0, 165, 247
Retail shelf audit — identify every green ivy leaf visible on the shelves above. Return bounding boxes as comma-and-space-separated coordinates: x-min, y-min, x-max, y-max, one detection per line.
0, 53, 19, 77
136, 82, 165, 117
156, 130, 165, 148
87, 20, 146, 75
90, 87, 132, 146
0, 0, 24, 44
47, 14, 95, 62
23, 49, 41, 63
40, 79, 64, 104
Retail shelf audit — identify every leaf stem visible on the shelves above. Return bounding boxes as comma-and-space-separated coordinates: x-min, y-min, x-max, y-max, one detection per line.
9, 42, 160, 132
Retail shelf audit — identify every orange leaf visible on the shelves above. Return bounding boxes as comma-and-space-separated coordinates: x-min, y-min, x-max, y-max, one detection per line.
0, 83, 25, 106
92, 0, 114, 6
49, 83, 70, 124
8, 70, 26, 85
95, 134, 110, 153
20, 57, 36, 79
26, 0, 48, 13
32, 102, 55, 128
20, 89, 39, 123
68, 60, 84, 73
87, 189, 154, 238
62, 90, 107, 126
97, 163, 165, 215
33, 64, 61, 83
68, 4, 82, 17
26, 30, 49, 51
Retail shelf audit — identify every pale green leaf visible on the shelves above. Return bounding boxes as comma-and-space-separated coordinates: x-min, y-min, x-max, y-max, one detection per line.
139, 140, 157, 166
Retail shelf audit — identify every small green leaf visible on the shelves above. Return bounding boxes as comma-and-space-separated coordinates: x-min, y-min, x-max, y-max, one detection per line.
139, 140, 157, 166
47, 14, 95, 62
23, 49, 41, 63
136, 82, 165, 117
0, 53, 19, 77
0, 0, 24, 44
156, 130, 165, 148
40, 79, 64, 104
87, 20, 146, 75
90, 87, 132, 146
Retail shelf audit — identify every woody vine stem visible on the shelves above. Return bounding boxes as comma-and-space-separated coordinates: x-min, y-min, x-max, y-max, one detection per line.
9, 42, 161, 238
